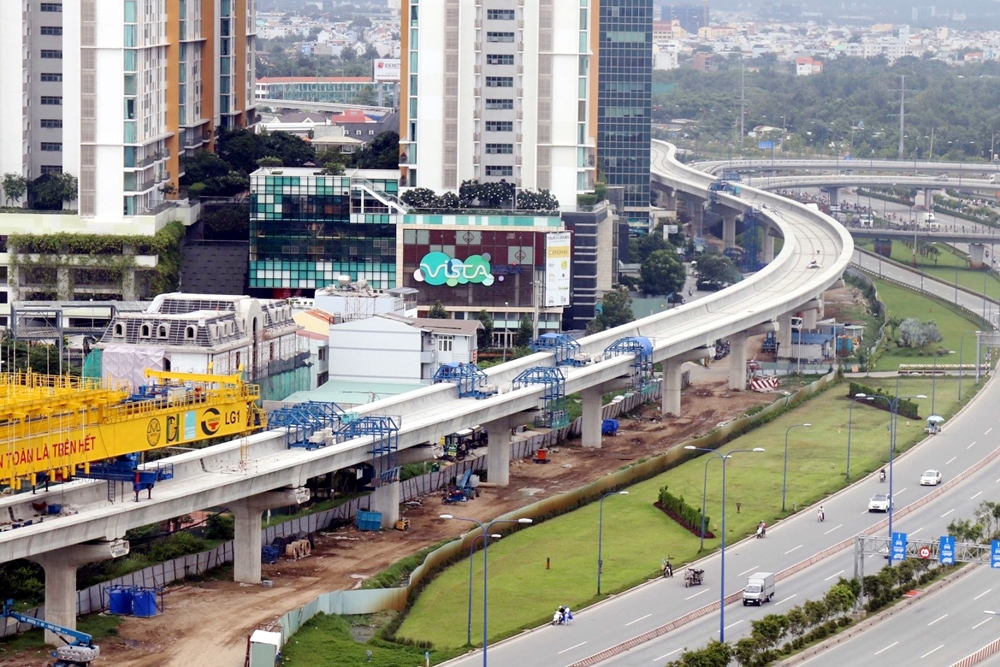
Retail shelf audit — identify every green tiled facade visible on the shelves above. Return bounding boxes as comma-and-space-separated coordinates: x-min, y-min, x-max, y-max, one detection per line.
250, 172, 401, 291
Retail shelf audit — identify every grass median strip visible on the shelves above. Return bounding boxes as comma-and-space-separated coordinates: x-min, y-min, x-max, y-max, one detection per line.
391, 377, 975, 650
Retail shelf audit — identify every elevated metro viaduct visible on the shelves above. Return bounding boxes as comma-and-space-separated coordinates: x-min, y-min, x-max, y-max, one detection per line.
0, 141, 852, 644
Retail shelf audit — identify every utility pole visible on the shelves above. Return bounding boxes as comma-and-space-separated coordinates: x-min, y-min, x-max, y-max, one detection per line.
897, 75, 906, 160
929, 126, 935, 160
739, 61, 745, 156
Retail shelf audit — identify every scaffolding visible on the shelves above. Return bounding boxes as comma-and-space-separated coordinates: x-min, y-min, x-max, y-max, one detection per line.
432, 362, 498, 399
741, 207, 764, 272
604, 336, 655, 392
512, 367, 569, 429
337, 415, 401, 483
268, 401, 344, 450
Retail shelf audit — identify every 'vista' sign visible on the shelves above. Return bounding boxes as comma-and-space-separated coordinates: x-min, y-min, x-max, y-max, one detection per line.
415, 251, 494, 287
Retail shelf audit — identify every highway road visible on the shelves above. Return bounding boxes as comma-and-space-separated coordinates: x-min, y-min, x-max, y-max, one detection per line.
798, 564, 1000, 667
446, 361, 1000, 667
604, 423, 1000, 665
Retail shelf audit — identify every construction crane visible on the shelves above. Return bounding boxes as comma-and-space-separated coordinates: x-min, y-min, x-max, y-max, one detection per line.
1, 599, 99, 666
0, 369, 266, 493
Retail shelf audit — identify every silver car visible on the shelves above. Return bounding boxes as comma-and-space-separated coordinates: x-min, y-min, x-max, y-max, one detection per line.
868, 494, 892, 512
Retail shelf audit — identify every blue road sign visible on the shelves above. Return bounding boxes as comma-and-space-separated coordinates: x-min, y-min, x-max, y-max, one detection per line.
992, 540, 1000, 568
891, 532, 907, 561
940, 536, 956, 565
758, 141, 775, 150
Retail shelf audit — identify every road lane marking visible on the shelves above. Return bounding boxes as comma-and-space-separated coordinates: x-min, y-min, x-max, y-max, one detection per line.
974, 618, 992, 630
875, 642, 899, 655
969, 442, 978, 450
654, 649, 682, 661
626, 614, 652, 626
987, 428, 993, 435
685, 589, 710, 601
911, 527, 924, 536
738, 566, 759, 576
784, 545, 803, 555
896, 488, 907, 495
976, 589, 993, 601
973, 491, 984, 500
928, 614, 948, 626
941, 509, 955, 518
724, 620, 743, 631
824, 523, 843, 535
825, 570, 845, 581
948, 456, 958, 464
558, 642, 587, 654
921, 645, 944, 659
776, 594, 797, 606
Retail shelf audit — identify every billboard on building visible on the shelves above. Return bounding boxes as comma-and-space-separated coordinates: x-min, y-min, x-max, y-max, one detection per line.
373, 59, 401, 82
544, 232, 571, 307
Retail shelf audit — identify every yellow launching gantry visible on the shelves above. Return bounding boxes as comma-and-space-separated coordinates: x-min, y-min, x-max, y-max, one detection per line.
0, 369, 266, 491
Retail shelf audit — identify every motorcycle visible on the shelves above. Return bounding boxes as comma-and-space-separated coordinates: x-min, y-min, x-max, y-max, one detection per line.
817, 510, 825, 523
661, 560, 674, 578
879, 470, 886, 483
755, 523, 766, 539
552, 606, 573, 625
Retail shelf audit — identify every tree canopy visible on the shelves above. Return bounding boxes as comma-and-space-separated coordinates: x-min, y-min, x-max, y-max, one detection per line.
640, 249, 686, 296
587, 288, 634, 334
693, 253, 742, 291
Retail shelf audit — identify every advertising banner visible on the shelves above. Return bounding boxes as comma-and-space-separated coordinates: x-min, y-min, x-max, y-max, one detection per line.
373, 59, 401, 82
545, 232, 571, 307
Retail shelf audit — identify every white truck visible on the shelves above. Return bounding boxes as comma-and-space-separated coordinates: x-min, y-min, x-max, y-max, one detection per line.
742, 572, 775, 606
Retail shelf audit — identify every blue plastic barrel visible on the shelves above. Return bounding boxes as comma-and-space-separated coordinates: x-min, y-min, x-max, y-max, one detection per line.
47, 504, 62, 515
108, 587, 133, 615
132, 589, 158, 617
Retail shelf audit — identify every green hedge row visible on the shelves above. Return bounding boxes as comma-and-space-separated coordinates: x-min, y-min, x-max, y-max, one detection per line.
848, 381, 920, 419
658, 485, 708, 534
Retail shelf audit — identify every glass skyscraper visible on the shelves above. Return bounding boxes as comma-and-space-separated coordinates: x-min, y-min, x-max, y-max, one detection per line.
598, 0, 653, 233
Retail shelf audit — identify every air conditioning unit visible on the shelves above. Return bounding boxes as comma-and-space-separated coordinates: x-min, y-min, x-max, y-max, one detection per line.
473, 110, 481, 118
516, 134, 523, 142
517, 65, 523, 74
474, 133, 481, 142
515, 156, 522, 165
517, 88, 523, 97
474, 65, 481, 73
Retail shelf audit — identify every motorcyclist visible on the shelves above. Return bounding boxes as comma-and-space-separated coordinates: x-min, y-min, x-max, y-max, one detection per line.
756, 521, 766, 538
879, 468, 886, 483
662, 558, 673, 578
818, 505, 825, 522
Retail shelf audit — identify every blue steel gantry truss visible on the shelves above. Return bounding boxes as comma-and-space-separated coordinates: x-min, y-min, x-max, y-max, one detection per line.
512, 366, 569, 429
604, 336, 656, 393
337, 415, 401, 483
530, 333, 581, 366
268, 401, 344, 450
432, 362, 498, 399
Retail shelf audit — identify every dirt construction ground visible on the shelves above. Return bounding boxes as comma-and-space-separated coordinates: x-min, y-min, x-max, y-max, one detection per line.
0, 366, 788, 667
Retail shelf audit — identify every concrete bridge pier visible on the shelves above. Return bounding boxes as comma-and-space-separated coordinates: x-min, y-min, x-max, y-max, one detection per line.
970, 243, 986, 269
826, 187, 839, 207
801, 297, 823, 330
370, 480, 401, 529
722, 210, 738, 249
582, 378, 633, 448
231, 488, 309, 584
728, 332, 749, 390
660, 348, 712, 416
655, 185, 676, 210
685, 194, 706, 237
921, 188, 935, 208
31, 543, 123, 645
777, 312, 794, 359
763, 229, 776, 263
484, 414, 532, 486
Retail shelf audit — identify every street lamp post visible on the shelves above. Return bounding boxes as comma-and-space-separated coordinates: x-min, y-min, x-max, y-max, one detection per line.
959, 330, 981, 401
781, 423, 812, 512
846, 397, 873, 482
502, 302, 509, 362
440, 514, 533, 665
467, 534, 501, 646
699, 456, 714, 551
684, 445, 765, 644
597, 490, 629, 595
856, 392, 925, 545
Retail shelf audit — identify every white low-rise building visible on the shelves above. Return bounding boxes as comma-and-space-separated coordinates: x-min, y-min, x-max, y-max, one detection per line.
328, 313, 480, 384
93, 293, 309, 401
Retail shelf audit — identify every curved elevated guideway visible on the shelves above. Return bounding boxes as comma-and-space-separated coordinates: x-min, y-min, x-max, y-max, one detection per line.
696, 157, 1000, 178
0, 143, 853, 638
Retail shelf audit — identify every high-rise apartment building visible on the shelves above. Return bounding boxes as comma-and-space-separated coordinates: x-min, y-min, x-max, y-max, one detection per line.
599, 0, 653, 231
661, 3, 707, 34
0, 0, 257, 225
399, 0, 600, 210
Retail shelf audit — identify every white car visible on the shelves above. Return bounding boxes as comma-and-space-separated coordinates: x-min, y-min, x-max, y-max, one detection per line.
868, 494, 892, 512
920, 470, 943, 486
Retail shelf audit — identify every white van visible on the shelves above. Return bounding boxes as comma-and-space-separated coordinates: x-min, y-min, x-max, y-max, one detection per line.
990, 174, 996, 184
